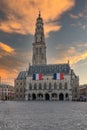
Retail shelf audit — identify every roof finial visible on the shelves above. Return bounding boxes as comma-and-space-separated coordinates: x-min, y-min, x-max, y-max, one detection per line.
68, 59, 70, 65
38, 9, 41, 17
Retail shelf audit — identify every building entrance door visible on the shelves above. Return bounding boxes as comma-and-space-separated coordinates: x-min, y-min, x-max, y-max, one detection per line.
32, 93, 36, 100
45, 93, 50, 100
59, 93, 64, 101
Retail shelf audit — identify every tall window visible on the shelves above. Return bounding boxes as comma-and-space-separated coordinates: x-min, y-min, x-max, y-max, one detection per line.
49, 83, 52, 90
39, 83, 42, 90
34, 83, 37, 90
54, 82, 57, 89
16, 88, 19, 92
39, 48, 42, 54
64, 82, 68, 90
29, 83, 32, 90
20, 88, 22, 92
44, 83, 46, 90
36, 48, 38, 54
59, 83, 62, 90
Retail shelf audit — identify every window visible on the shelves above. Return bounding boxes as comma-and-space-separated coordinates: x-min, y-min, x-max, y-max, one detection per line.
20, 88, 22, 92
36, 48, 38, 54
16, 95, 18, 98
54, 83, 57, 89
74, 88, 77, 93
20, 82, 22, 85
49, 83, 52, 90
42, 55, 44, 59
29, 83, 32, 90
16, 88, 19, 92
44, 83, 46, 90
20, 95, 22, 98
39, 83, 42, 90
34, 83, 37, 90
59, 83, 62, 90
64, 82, 68, 90
16, 83, 18, 85
39, 48, 42, 54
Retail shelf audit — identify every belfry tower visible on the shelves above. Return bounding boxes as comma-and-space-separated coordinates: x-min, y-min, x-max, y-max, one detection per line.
32, 12, 47, 65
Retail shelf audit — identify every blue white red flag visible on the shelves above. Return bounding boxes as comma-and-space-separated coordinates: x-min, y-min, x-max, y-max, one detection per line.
53, 73, 64, 80
33, 74, 42, 80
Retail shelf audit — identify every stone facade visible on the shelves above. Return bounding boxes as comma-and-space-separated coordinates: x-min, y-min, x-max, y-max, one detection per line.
0, 84, 14, 100
25, 74, 72, 101
14, 12, 79, 101
71, 70, 80, 100
79, 84, 87, 98
14, 71, 27, 100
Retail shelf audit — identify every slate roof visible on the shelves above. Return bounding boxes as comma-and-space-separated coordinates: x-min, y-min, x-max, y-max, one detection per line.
17, 71, 28, 80
17, 64, 70, 80
28, 64, 70, 76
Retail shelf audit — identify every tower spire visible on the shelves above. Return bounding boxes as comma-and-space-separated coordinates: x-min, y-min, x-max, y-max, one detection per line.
32, 12, 47, 65
39, 10, 41, 17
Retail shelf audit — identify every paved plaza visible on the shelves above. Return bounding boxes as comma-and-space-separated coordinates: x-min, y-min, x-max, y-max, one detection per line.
0, 101, 87, 130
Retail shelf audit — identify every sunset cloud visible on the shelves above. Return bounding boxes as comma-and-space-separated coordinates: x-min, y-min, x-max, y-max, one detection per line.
0, 0, 87, 85
0, 46, 31, 85
0, 69, 18, 85
48, 42, 87, 65
0, 42, 15, 59
0, 0, 75, 35
0, 42, 14, 54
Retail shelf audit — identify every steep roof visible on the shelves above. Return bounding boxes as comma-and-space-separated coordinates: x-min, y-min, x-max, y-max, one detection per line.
17, 71, 28, 80
28, 64, 70, 76
16, 64, 70, 80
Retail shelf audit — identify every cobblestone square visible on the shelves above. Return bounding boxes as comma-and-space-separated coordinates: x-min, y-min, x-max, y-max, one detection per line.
0, 101, 87, 130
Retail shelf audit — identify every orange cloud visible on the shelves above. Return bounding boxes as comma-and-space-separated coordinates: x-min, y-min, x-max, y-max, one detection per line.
0, 0, 75, 35
0, 47, 31, 85
0, 42, 15, 54
48, 42, 87, 65
0, 69, 18, 85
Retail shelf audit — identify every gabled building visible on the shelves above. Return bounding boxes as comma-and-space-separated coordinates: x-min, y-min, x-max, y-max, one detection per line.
0, 84, 14, 100
79, 84, 87, 98
14, 71, 27, 100
15, 12, 79, 101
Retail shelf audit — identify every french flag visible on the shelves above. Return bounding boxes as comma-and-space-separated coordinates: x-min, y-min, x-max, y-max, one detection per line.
53, 73, 64, 80
33, 73, 42, 80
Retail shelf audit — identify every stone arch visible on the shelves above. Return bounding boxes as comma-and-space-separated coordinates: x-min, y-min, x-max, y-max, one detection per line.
52, 93, 57, 98
37, 93, 43, 100
45, 93, 50, 100
59, 93, 64, 101
65, 93, 69, 100
32, 93, 36, 100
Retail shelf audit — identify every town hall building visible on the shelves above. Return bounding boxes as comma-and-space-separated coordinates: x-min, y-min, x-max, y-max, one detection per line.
14, 12, 79, 101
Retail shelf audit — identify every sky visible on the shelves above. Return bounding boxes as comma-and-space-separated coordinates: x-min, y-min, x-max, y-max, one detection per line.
0, 0, 87, 85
